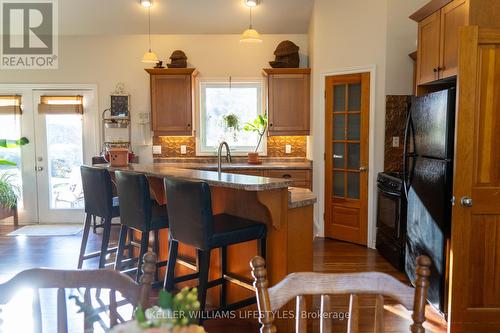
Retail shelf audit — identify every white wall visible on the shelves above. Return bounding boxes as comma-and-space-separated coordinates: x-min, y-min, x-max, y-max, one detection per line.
308, 0, 426, 244
308, 0, 388, 245
0, 34, 308, 162
385, 0, 429, 95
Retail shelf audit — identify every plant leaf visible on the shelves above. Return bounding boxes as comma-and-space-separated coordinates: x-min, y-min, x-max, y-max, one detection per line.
158, 289, 173, 309
0, 160, 17, 166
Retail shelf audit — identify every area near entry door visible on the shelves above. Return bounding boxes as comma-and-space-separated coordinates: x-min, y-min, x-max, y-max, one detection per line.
449, 27, 500, 331
324, 73, 370, 245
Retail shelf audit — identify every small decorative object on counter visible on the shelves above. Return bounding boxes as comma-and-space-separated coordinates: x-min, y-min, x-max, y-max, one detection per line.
269, 40, 300, 68
167, 50, 188, 68
154, 60, 165, 69
243, 114, 267, 164
108, 148, 130, 167
110, 287, 206, 333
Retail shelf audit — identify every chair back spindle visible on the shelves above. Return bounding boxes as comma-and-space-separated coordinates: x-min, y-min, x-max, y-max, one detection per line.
57, 288, 68, 333
319, 294, 331, 333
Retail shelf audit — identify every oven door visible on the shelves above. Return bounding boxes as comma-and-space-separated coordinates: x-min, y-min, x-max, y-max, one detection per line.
376, 186, 403, 239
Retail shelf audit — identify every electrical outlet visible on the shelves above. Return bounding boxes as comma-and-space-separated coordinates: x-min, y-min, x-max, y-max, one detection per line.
392, 136, 400, 148
152, 145, 162, 154
180, 145, 187, 155
285, 144, 292, 154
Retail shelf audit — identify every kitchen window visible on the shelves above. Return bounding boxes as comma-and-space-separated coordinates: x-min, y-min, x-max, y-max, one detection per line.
198, 79, 265, 155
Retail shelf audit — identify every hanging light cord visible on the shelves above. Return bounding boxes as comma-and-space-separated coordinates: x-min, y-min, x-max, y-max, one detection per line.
249, 7, 253, 29
148, 7, 152, 51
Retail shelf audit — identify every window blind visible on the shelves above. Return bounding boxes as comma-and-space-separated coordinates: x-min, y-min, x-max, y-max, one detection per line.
38, 95, 83, 114
0, 95, 22, 115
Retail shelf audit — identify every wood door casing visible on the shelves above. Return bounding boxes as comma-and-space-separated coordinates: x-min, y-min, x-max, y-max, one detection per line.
267, 72, 310, 136
417, 11, 442, 85
324, 73, 370, 245
449, 27, 500, 331
439, 0, 469, 79
151, 74, 193, 136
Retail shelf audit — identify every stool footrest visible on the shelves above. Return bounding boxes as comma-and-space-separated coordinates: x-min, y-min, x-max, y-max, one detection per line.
223, 297, 256, 311
223, 273, 254, 291
177, 255, 197, 271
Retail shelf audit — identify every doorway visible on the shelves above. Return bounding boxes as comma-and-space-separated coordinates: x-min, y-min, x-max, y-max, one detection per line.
0, 85, 98, 224
324, 73, 370, 245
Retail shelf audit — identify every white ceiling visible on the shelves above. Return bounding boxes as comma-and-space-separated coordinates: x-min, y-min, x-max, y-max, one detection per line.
59, 0, 313, 35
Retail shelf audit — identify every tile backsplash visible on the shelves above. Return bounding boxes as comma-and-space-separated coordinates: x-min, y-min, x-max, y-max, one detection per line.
384, 95, 410, 173
152, 135, 307, 158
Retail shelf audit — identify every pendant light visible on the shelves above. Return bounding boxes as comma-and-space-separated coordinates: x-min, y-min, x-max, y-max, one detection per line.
240, 6, 262, 43
141, 5, 159, 63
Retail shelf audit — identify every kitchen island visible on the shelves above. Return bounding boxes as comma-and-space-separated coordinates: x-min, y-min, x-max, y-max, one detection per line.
96, 163, 315, 329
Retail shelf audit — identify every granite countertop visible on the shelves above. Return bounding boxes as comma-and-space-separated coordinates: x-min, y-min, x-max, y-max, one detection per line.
95, 163, 293, 191
288, 187, 318, 209
94, 163, 317, 208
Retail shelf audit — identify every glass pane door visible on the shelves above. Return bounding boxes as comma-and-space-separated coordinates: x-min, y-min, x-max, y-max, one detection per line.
332, 83, 362, 200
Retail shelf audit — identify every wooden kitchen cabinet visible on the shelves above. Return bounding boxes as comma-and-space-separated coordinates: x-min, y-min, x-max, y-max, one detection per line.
228, 168, 312, 189
263, 68, 311, 136
146, 68, 198, 136
412, 0, 500, 88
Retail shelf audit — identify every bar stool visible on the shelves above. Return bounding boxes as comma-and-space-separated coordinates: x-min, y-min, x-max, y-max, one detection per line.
78, 166, 120, 269
163, 177, 266, 313
114, 170, 169, 286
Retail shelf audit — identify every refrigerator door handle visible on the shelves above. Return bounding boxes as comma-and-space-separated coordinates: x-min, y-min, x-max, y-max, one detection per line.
403, 105, 413, 197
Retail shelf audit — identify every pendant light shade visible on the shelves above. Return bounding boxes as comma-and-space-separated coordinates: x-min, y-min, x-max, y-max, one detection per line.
141, 49, 159, 63
240, 7, 262, 43
240, 28, 262, 43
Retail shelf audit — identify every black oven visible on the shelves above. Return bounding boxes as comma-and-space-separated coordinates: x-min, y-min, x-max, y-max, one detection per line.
376, 172, 406, 271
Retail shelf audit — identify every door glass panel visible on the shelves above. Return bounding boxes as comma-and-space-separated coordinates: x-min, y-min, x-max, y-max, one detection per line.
347, 143, 360, 169
333, 143, 345, 168
347, 114, 360, 140
333, 114, 345, 140
347, 172, 360, 199
348, 83, 361, 111
0, 115, 22, 209
46, 114, 84, 209
333, 171, 345, 197
333, 85, 346, 112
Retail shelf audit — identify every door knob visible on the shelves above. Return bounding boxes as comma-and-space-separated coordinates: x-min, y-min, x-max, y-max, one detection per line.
35, 166, 43, 172
460, 196, 473, 207
359, 166, 368, 172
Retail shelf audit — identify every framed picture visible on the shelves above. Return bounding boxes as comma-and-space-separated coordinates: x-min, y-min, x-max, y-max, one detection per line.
110, 95, 129, 117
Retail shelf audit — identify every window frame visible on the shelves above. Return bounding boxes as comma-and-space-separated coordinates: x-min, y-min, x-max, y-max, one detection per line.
195, 77, 267, 156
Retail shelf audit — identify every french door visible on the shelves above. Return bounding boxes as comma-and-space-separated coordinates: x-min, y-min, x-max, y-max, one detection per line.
0, 86, 98, 224
324, 73, 370, 245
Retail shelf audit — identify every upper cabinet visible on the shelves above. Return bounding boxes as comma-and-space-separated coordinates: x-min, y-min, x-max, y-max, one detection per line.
146, 68, 198, 136
411, 0, 500, 88
263, 68, 311, 136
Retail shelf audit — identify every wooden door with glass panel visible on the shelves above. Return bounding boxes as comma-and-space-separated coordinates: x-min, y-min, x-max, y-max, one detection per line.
325, 73, 369, 245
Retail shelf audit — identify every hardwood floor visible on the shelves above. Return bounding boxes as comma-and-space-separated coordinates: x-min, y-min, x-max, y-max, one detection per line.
0, 224, 447, 332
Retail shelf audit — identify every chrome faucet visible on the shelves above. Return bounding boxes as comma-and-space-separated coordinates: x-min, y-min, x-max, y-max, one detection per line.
217, 141, 232, 174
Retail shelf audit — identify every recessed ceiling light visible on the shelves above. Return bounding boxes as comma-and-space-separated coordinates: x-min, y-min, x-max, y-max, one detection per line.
140, 0, 153, 8
245, 0, 258, 8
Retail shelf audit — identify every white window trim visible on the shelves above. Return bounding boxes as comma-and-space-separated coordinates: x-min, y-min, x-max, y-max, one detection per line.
195, 77, 267, 156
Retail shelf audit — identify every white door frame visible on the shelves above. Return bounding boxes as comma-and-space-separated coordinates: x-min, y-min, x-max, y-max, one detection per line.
0, 84, 99, 224
317, 65, 377, 248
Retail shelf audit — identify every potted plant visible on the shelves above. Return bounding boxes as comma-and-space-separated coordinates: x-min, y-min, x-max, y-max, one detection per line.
222, 113, 240, 141
243, 115, 268, 164
0, 137, 29, 225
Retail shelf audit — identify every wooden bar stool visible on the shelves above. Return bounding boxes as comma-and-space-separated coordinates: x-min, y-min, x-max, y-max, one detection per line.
78, 166, 120, 269
163, 177, 266, 313
114, 170, 169, 287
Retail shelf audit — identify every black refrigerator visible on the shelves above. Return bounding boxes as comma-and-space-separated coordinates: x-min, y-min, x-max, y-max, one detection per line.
403, 88, 455, 314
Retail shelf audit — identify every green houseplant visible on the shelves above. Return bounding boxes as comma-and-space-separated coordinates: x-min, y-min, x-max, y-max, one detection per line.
0, 137, 29, 225
243, 114, 268, 164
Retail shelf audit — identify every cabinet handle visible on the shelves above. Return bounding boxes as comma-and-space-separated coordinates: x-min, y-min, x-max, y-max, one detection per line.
187, 124, 191, 128
269, 123, 273, 127
433, 68, 438, 72
282, 174, 292, 179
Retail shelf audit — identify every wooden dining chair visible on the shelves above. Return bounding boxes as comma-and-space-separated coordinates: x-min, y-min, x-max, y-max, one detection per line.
0, 252, 157, 333
250, 255, 431, 333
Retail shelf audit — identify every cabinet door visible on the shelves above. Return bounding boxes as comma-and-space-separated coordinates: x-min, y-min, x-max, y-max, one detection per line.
417, 11, 441, 85
151, 75, 192, 136
439, 0, 468, 79
268, 74, 310, 135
